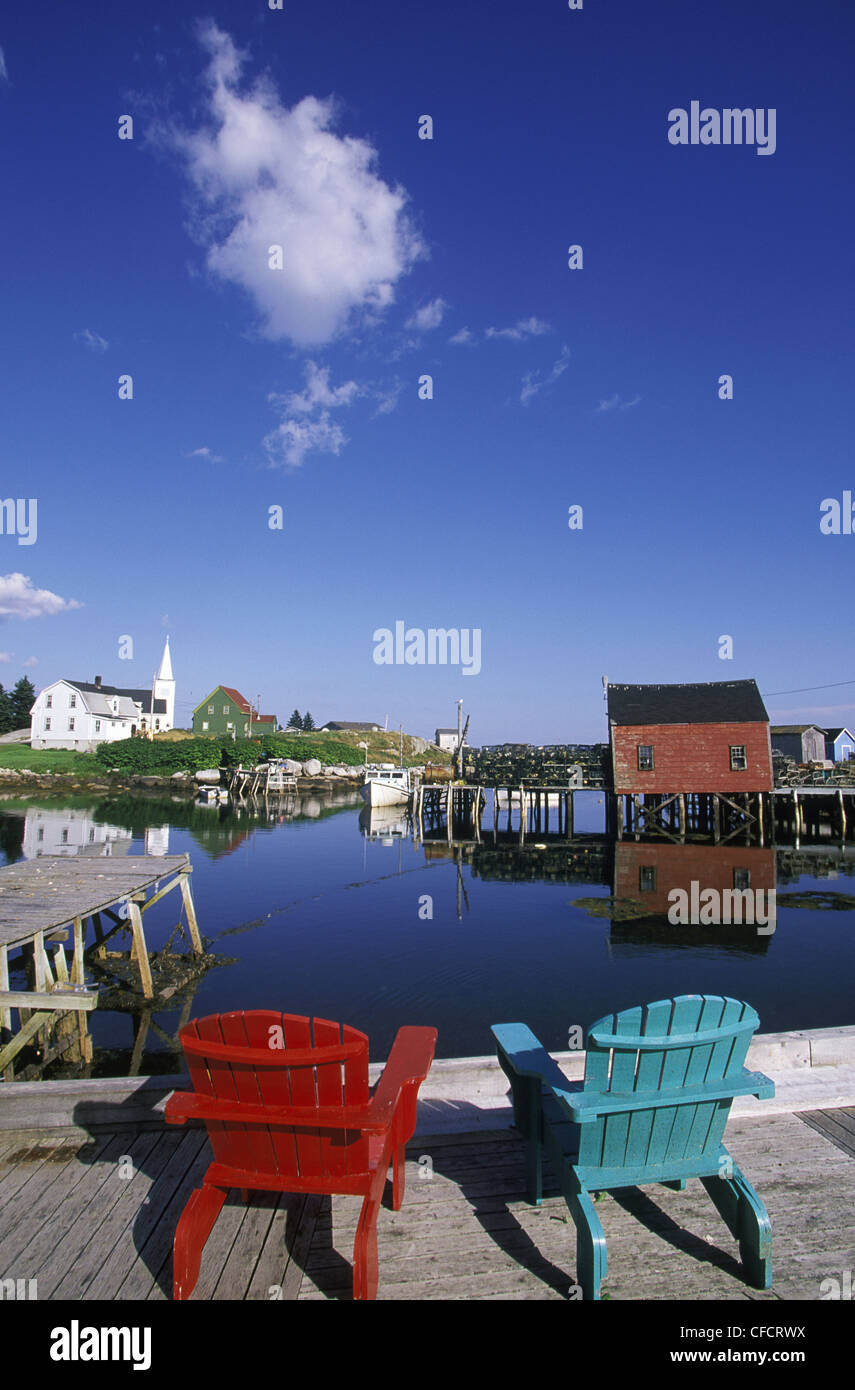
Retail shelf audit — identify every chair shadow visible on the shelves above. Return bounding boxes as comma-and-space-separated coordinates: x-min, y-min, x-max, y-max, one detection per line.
69, 1089, 327, 1300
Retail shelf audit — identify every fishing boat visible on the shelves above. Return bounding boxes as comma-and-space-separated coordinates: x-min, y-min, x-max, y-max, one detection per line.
359, 763, 412, 808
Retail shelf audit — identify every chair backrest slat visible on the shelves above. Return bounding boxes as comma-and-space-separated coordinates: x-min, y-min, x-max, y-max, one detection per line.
579, 995, 760, 1173
179, 1011, 371, 1183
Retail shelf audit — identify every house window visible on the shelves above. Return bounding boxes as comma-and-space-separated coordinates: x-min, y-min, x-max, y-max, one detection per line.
202, 721, 209, 732
68, 718, 75, 731
95, 720, 101, 733
208, 705, 214, 714
637, 745, 654, 771
226, 721, 234, 730
733, 868, 751, 891
37, 827, 44, 842
639, 866, 657, 892
89, 828, 95, 842
223, 705, 230, 714
730, 745, 747, 771
155, 719, 160, 730
69, 693, 76, 708
61, 829, 68, 844
46, 694, 52, 709
44, 717, 51, 731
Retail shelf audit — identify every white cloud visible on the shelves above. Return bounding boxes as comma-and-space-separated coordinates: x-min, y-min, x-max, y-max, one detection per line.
0, 652, 12, 663
22, 656, 38, 668
0, 574, 82, 620
405, 298, 447, 332
520, 346, 570, 405
75, 328, 109, 353
186, 446, 225, 462
0, 48, 8, 83
276, 361, 360, 415
264, 361, 361, 468
449, 327, 474, 346
172, 22, 426, 347
595, 393, 641, 414
486, 316, 551, 342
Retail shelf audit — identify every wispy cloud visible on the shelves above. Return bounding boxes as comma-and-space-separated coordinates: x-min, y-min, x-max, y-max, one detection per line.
169, 21, 425, 348
486, 316, 551, 342
595, 393, 641, 414
520, 346, 571, 405
0, 652, 12, 663
264, 361, 361, 468
75, 328, 109, 353
0, 47, 8, 83
0, 574, 82, 620
448, 326, 474, 346
186, 446, 225, 462
22, 656, 38, 668
405, 298, 447, 332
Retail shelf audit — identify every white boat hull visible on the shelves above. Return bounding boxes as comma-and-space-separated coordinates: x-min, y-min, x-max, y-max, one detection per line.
360, 779, 410, 807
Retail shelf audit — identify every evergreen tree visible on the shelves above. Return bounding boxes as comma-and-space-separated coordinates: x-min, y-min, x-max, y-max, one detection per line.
0, 686, 13, 735
10, 677, 36, 731
288, 709, 302, 730
302, 710, 315, 731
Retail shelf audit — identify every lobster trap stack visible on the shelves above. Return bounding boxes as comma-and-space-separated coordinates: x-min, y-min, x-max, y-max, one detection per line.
463, 743, 610, 790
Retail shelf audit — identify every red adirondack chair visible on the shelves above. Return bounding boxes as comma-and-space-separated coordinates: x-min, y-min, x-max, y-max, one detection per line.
165, 1010, 437, 1300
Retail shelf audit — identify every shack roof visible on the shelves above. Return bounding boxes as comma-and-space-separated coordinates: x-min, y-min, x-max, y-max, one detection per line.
607, 680, 768, 726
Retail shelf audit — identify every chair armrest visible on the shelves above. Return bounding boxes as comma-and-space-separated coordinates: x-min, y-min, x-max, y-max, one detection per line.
165, 1089, 398, 1134
368, 1026, 438, 1128
552, 1068, 775, 1123
491, 1022, 572, 1095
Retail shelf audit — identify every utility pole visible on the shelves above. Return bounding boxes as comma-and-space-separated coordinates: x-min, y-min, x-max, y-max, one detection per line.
456, 699, 463, 780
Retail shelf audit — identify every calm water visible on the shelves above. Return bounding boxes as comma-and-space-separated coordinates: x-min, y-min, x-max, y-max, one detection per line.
1, 791, 854, 1075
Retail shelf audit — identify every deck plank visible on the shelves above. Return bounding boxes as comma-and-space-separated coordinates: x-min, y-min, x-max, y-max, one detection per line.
0, 1106, 852, 1301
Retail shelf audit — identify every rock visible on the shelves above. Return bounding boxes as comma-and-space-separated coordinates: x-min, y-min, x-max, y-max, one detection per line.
302, 759, 322, 777
171, 771, 190, 780
195, 769, 222, 785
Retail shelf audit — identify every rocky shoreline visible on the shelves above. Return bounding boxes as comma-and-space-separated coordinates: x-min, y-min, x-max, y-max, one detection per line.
0, 768, 364, 799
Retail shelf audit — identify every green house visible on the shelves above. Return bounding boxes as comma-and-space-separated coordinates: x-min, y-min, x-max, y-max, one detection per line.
192, 686, 277, 738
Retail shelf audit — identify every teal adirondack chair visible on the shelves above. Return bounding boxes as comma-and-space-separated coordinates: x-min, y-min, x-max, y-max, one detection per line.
492, 995, 774, 1300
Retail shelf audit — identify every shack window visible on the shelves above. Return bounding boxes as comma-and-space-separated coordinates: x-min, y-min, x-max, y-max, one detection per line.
95, 720, 100, 733
730, 746, 747, 771
733, 868, 751, 890
637, 745, 654, 771
639, 866, 656, 892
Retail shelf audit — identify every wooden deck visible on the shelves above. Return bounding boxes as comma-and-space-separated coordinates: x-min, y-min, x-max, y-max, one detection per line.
1, 1107, 853, 1301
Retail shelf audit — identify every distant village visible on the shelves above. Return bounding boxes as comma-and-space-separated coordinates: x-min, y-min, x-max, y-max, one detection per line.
26, 638, 463, 756
21, 639, 855, 773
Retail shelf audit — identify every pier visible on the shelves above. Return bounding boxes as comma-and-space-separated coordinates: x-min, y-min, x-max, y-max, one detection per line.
0, 855, 203, 1080
1, 1026, 853, 1301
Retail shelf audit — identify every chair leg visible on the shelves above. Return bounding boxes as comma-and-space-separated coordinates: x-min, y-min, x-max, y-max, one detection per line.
511, 1075, 544, 1205
353, 1197, 381, 1301
173, 1185, 227, 1299
701, 1162, 772, 1289
661, 1179, 687, 1191
391, 1142, 406, 1211
564, 1175, 607, 1300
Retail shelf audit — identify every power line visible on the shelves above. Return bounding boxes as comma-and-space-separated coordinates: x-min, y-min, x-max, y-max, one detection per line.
763, 679, 855, 697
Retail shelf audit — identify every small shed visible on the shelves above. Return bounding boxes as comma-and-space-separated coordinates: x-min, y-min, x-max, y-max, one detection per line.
769, 726, 827, 763
824, 727, 855, 763
607, 680, 772, 794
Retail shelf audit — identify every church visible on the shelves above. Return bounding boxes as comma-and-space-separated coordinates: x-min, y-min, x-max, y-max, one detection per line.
29, 639, 176, 752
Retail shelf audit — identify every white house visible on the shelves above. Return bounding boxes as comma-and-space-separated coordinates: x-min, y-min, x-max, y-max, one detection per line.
29, 639, 176, 752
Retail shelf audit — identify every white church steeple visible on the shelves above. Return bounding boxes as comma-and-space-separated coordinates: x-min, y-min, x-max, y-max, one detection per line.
154, 637, 175, 729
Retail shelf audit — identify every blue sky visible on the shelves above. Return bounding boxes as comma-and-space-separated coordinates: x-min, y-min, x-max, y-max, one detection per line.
1, 0, 852, 743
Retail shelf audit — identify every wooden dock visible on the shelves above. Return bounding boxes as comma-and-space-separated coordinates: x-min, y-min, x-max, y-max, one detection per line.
0, 1105, 852, 1301
0, 855, 202, 1080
